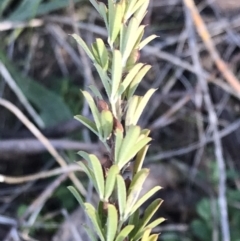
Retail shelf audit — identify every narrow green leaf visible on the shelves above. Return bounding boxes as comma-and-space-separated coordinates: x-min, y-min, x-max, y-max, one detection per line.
74, 115, 98, 136
146, 217, 165, 229
94, 63, 111, 98
131, 0, 148, 16
84, 203, 105, 241
138, 199, 163, 231
139, 35, 158, 50
98, 2, 109, 31
88, 154, 105, 199
88, 85, 103, 99
104, 165, 119, 200
78, 151, 105, 199
132, 89, 156, 125
118, 63, 144, 96
117, 125, 141, 166
71, 34, 95, 61
108, 0, 124, 46
111, 50, 122, 100
106, 204, 118, 241
95, 38, 109, 70
117, 175, 127, 219
134, 0, 149, 26
130, 186, 162, 216
124, 169, 149, 218
128, 208, 140, 226
100, 110, 113, 141
123, 24, 145, 64
115, 225, 134, 241
125, 96, 139, 128
91, 43, 102, 64
141, 229, 151, 241
89, 0, 100, 12
120, 24, 127, 55
148, 234, 159, 241
68, 186, 84, 207
126, 65, 152, 99
133, 145, 149, 175
114, 129, 123, 164
77, 161, 97, 187
121, 17, 139, 66
124, 0, 137, 20
82, 90, 102, 134
119, 136, 152, 169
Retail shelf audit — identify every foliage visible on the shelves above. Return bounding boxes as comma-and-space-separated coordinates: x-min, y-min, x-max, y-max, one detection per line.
190, 164, 240, 241
68, 0, 164, 240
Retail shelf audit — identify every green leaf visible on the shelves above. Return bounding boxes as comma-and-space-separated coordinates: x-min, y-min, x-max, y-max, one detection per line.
106, 204, 118, 241
94, 63, 111, 98
72, 34, 95, 61
125, 96, 139, 128
7, 0, 41, 21
118, 63, 144, 96
88, 85, 103, 99
84, 203, 105, 241
119, 136, 151, 169
117, 175, 127, 219
0, 51, 72, 127
133, 145, 149, 175
111, 50, 122, 100
132, 89, 157, 125
100, 110, 113, 141
126, 65, 152, 99
141, 229, 151, 241
139, 35, 158, 50
124, 169, 149, 219
148, 234, 159, 241
95, 38, 109, 70
146, 217, 165, 229
89, 0, 99, 12
124, 0, 137, 20
131, 0, 148, 16
67, 186, 84, 207
117, 125, 141, 167
115, 225, 134, 241
114, 129, 123, 164
108, 0, 124, 46
104, 165, 119, 200
98, 2, 109, 31
128, 208, 140, 226
121, 17, 139, 65
137, 199, 163, 232
130, 186, 162, 216
78, 151, 105, 199
134, 0, 149, 26
74, 115, 98, 136
81, 90, 102, 135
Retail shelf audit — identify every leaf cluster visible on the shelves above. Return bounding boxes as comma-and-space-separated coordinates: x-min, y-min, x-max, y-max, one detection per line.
68, 0, 163, 240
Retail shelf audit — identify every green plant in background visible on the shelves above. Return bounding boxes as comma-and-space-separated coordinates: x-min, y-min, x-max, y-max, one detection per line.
190, 163, 240, 241
68, 0, 164, 240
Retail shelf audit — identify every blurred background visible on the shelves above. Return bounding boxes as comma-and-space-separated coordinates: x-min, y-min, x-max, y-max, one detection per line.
1, 0, 240, 240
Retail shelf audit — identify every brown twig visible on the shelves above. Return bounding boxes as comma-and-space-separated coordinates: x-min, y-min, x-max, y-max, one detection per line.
0, 139, 99, 158
184, 4, 230, 241
0, 98, 86, 196
183, 0, 240, 93
0, 165, 82, 184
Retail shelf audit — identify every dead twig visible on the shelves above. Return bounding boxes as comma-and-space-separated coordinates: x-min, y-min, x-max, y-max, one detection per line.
0, 98, 86, 196
184, 4, 230, 241
184, 0, 240, 93
0, 139, 99, 158
0, 165, 82, 184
